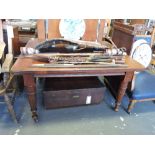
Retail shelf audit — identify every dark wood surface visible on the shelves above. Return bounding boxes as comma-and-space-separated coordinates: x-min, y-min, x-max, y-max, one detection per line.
11, 36, 145, 121
38, 19, 105, 42
14, 20, 145, 121
11, 55, 145, 76
11, 51, 144, 77
37, 20, 46, 40
48, 19, 61, 39
43, 77, 104, 109
82, 19, 98, 41
112, 22, 135, 55
12, 39, 145, 75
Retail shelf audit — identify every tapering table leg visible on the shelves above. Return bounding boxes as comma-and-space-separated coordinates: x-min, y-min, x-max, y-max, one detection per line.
114, 72, 134, 112
23, 74, 38, 122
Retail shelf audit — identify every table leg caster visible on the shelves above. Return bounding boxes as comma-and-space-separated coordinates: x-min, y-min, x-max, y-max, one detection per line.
32, 111, 38, 122
32, 115, 39, 122
114, 102, 120, 112
114, 108, 119, 112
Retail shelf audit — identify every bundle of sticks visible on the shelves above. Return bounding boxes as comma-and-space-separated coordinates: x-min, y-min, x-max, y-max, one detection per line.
19, 38, 128, 68
19, 53, 127, 68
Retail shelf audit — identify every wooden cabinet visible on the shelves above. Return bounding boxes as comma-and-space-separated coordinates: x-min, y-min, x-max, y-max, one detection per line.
112, 22, 151, 55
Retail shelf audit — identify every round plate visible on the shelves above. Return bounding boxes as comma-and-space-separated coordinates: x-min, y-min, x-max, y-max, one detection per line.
130, 39, 147, 56
59, 19, 85, 40
130, 39, 152, 68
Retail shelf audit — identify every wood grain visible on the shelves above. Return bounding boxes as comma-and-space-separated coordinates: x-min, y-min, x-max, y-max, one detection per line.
48, 19, 61, 39
37, 20, 46, 40
98, 19, 105, 43
82, 19, 98, 41
23, 74, 38, 121
11, 21, 147, 121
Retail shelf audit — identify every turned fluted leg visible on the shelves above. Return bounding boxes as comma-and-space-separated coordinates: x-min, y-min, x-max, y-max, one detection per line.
23, 74, 38, 122
127, 100, 136, 114
114, 72, 134, 112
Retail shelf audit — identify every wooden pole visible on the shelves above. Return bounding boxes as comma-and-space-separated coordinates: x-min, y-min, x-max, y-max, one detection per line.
1, 25, 14, 72
151, 27, 155, 47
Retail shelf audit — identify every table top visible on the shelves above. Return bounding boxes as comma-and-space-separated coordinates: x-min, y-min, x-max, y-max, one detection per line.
11, 38, 145, 77
11, 55, 145, 77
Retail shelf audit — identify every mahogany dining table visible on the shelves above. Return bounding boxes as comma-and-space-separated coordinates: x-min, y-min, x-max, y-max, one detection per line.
11, 39, 145, 122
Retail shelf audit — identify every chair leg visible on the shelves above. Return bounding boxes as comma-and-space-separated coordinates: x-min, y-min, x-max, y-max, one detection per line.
4, 93, 18, 123
11, 89, 17, 105
127, 100, 136, 114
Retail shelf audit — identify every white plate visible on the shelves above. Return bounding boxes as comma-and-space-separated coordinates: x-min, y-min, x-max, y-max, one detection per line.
130, 39, 152, 68
130, 39, 147, 56
59, 19, 85, 40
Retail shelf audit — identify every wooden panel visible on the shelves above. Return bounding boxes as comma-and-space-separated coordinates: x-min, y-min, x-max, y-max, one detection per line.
82, 19, 99, 41
112, 28, 134, 55
48, 19, 61, 39
130, 19, 146, 25
113, 23, 134, 35
98, 19, 105, 43
12, 26, 20, 56
47, 19, 105, 42
0, 21, 5, 59
114, 19, 124, 23
37, 19, 46, 40
11, 51, 145, 76
0, 20, 3, 42
112, 22, 135, 55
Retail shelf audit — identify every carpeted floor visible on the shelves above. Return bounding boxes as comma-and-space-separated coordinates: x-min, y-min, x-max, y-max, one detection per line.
0, 84, 155, 135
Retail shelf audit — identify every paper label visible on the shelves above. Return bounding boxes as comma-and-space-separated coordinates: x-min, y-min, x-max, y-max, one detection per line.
86, 96, 91, 104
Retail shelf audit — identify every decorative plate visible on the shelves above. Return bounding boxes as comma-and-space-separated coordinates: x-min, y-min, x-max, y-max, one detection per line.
59, 19, 85, 40
130, 39, 152, 68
